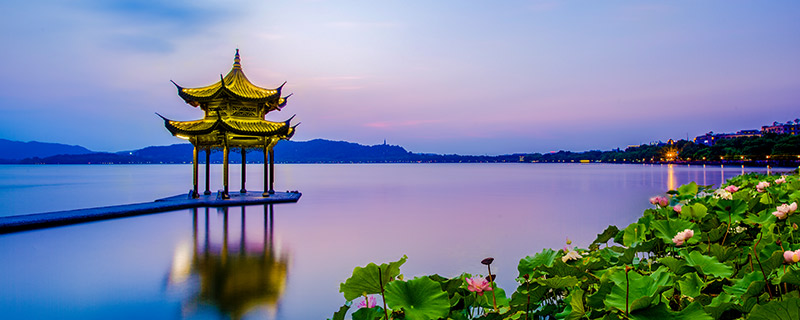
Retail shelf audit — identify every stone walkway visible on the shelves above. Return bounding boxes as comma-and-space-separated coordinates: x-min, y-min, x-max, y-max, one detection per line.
0, 191, 301, 234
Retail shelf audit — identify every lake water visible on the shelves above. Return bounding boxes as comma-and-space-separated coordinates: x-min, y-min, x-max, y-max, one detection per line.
0, 163, 792, 319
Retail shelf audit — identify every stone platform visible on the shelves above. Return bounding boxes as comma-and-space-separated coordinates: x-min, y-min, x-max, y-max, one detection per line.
0, 191, 301, 234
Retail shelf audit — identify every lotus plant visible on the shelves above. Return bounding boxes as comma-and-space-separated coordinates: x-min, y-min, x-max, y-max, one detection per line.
773, 202, 798, 220
774, 176, 787, 184
672, 229, 694, 246
466, 276, 493, 296
724, 185, 739, 193
783, 250, 800, 264
756, 181, 770, 192
713, 189, 733, 200
649, 195, 669, 207
357, 295, 378, 309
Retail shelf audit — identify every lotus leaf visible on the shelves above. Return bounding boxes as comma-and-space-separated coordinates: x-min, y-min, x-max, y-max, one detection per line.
681, 250, 733, 278
384, 276, 449, 320
518, 248, 557, 277
340, 255, 407, 300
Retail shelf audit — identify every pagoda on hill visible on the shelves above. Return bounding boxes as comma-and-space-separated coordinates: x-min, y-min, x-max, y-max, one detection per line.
159, 49, 296, 199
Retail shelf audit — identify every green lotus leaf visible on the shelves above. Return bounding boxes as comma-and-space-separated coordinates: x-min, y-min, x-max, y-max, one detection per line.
723, 271, 763, 298
747, 296, 800, 320
474, 285, 509, 309
651, 219, 696, 244
340, 255, 408, 301
759, 192, 774, 205
540, 258, 587, 278
715, 199, 748, 222
352, 306, 385, 320
678, 272, 704, 298
518, 248, 558, 277
659, 256, 693, 276
709, 243, 741, 262
593, 225, 620, 245
779, 268, 800, 285
678, 182, 699, 198
384, 276, 450, 320
534, 276, 579, 289
630, 301, 712, 320
604, 267, 672, 313
745, 209, 777, 225
623, 223, 647, 247
328, 302, 351, 320
700, 224, 727, 243
681, 250, 733, 278
681, 203, 708, 220
555, 288, 586, 320
510, 283, 548, 307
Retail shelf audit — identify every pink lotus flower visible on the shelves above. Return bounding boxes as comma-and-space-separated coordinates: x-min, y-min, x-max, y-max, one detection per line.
357, 295, 378, 309
673, 204, 682, 213
672, 229, 694, 246
773, 210, 788, 220
774, 176, 787, 184
756, 181, 770, 192
783, 250, 800, 264
650, 195, 669, 207
466, 276, 493, 295
773, 202, 798, 220
724, 185, 739, 193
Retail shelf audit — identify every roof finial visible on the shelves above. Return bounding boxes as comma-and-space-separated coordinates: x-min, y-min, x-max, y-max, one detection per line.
233, 48, 241, 69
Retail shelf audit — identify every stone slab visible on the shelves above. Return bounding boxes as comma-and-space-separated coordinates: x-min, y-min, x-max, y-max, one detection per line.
0, 191, 301, 234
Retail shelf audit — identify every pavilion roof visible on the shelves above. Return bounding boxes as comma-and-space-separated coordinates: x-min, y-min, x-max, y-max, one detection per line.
158, 114, 296, 140
172, 49, 289, 104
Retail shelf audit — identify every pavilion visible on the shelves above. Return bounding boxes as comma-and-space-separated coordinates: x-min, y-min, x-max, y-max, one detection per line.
159, 50, 296, 199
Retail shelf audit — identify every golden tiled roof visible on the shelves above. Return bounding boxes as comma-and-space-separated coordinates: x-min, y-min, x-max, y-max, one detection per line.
159, 114, 295, 138
174, 50, 285, 102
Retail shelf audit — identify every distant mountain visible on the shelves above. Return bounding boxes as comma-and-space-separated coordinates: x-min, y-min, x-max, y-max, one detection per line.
5, 138, 524, 164
0, 139, 93, 162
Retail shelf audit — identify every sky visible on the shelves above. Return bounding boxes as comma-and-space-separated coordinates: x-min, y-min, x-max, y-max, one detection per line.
0, 1, 798, 155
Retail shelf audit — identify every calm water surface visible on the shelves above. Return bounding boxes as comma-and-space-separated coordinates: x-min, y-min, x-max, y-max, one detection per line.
0, 163, 792, 319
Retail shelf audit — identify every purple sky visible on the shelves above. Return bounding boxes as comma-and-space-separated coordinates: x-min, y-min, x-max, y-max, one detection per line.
0, 1, 798, 155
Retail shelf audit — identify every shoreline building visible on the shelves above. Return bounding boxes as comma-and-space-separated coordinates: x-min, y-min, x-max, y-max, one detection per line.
762, 121, 800, 136
693, 130, 761, 146
159, 50, 296, 199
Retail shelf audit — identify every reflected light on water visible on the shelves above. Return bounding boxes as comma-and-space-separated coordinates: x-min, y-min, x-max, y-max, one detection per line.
167, 205, 288, 319
666, 164, 676, 191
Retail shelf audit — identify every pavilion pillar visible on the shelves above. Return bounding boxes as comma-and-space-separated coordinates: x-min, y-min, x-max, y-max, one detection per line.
222, 139, 230, 199
269, 148, 275, 194
262, 144, 270, 197
192, 144, 199, 198
240, 147, 247, 193
204, 148, 211, 195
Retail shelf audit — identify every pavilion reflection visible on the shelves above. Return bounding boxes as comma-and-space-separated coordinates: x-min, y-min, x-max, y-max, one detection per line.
167, 204, 289, 319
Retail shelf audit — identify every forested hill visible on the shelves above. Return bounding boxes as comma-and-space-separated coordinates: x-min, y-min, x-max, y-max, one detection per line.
7, 139, 523, 164
0, 139, 93, 161
4, 134, 798, 165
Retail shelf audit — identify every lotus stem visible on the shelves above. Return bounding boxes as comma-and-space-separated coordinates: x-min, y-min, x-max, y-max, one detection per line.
487, 264, 497, 312
721, 214, 731, 245
378, 268, 390, 320
753, 228, 773, 299
625, 265, 631, 316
